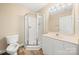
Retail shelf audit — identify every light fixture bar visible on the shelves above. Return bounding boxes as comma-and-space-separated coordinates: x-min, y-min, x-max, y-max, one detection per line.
49, 3, 73, 14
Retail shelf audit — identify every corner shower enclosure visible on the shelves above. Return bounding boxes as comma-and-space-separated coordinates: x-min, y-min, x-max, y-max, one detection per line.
24, 13, 43, 50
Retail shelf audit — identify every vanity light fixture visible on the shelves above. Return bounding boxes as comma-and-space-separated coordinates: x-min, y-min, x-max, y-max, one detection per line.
49, 3, 73, 14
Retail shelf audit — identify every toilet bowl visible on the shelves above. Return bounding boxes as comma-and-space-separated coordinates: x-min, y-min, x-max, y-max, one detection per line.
6, 34, 19, 55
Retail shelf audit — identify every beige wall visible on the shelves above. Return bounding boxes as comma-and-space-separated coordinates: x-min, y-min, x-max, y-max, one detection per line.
74, 4, 79, 34
0, 4, 30, 50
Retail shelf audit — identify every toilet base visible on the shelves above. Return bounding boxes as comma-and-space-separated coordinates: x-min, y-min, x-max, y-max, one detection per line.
6, 52, 17, 55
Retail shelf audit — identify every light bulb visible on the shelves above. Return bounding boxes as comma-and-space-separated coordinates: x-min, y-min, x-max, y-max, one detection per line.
49, 8, 52, 13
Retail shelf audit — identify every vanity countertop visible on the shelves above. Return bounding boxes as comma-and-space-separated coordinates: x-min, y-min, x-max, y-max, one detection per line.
43, 32, 79, 45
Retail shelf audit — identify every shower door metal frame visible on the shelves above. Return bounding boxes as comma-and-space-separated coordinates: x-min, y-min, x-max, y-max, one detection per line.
24, 15, 29, 46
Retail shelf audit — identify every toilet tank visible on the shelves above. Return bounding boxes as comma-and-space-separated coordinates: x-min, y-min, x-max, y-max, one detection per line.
6, 34, 19, 44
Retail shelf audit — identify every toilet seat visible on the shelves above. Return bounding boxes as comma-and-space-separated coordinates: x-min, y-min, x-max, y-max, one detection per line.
6, 44, 19, 54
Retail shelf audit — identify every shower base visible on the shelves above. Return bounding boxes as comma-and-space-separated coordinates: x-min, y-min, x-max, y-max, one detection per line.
25, 45, 40, 50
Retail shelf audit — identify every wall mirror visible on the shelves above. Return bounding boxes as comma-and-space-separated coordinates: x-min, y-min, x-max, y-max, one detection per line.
49, 3, 74, 35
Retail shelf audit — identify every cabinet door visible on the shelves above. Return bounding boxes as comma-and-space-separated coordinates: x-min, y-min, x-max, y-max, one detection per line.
51, 39, 66, 55
63, 41, 78, 55
41, 37, 47, 54
41, 37, 54, 54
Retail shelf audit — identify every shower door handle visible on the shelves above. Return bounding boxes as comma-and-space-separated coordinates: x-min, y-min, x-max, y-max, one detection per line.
36, 38, 38, 45
28, 26, 32, 29
38, 23, 40, 26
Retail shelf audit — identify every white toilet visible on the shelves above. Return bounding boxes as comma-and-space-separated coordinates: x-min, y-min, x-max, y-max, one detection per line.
6, 34, 19, 55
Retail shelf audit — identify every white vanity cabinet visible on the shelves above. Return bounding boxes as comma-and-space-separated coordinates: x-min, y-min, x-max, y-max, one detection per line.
41, 36, 78, 55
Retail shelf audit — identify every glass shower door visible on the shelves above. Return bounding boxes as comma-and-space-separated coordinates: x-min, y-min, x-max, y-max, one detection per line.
28, 15, 37, 45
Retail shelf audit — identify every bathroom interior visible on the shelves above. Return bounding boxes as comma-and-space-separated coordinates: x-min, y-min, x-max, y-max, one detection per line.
0, 3, 79, 55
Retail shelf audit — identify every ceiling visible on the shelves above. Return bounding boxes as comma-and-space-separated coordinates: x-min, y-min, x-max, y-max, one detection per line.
19, 3, 48, 12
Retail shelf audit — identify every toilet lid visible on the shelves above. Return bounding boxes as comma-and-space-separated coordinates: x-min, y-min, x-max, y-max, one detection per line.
6, 44, 19, 52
